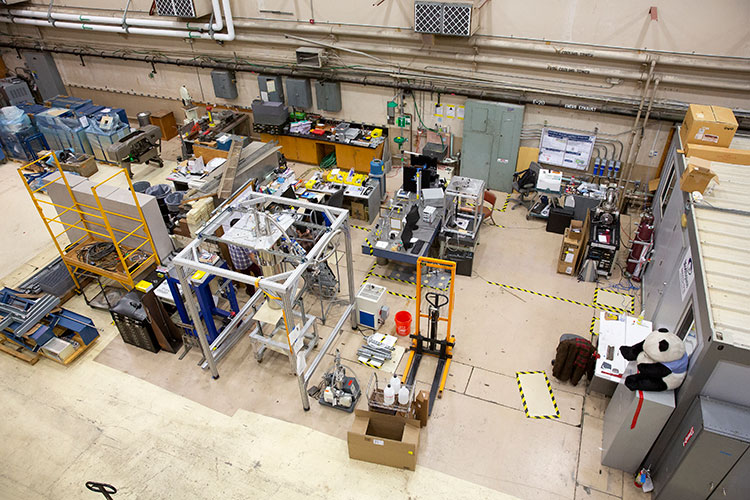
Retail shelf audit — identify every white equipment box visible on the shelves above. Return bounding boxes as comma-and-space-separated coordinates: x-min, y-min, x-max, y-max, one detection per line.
356, 283, 388, 329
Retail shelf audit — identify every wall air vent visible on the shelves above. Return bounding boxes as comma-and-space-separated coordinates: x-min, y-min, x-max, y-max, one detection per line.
154, 0, 213, 18
295, 47, 327, 68
414, 1, 477, 37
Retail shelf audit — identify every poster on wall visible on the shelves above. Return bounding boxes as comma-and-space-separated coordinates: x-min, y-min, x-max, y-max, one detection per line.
538, 128, 596, 170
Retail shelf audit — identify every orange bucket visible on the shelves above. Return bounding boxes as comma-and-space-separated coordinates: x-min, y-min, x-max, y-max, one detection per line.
395, 310, 412, 336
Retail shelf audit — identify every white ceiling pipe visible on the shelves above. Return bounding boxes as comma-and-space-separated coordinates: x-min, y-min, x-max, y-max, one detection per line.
232, 33, 750, 92
231, 19, 750, 73
6, 0, 223, 31
0, 0, 235, 41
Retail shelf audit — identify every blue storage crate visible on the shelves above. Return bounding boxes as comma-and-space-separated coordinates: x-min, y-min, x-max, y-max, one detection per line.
76, 104, 105, 118
92, 107, 129, 126
0, 106, 48, 161
85, 113, 129, 162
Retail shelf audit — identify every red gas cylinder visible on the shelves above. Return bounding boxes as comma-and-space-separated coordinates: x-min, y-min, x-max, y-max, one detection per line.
625, 210, 655, 281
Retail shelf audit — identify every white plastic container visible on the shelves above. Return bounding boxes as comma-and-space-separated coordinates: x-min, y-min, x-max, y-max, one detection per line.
383, 383, 395, 406
398, 385, 410, 405
390, 374, 401, 393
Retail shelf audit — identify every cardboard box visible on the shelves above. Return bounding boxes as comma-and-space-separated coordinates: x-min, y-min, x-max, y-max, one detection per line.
347, 410, 420, 471
680, 104, 737, 148
558, 221, 585, 275
685, 143, 750, 165
680, 157, 719, 194
60, 156, 98, 177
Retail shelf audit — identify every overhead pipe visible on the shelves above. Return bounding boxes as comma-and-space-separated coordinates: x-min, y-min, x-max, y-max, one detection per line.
1, 0, 235, 40
229, 18, 750, 73
2, 9, 748, 90
229, 33, 750, 92
619, 61, 656, 190
5, 1, 224, 31
621, 78, 661, 195
5, 6, 750, 74
3, 41, 747, 130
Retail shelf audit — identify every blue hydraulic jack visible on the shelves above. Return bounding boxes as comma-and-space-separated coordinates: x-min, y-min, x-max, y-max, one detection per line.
166, 263, 239, 361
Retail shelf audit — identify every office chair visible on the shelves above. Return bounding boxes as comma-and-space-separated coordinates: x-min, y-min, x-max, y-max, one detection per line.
511, 161, 540, 210
482, 191, 497, 225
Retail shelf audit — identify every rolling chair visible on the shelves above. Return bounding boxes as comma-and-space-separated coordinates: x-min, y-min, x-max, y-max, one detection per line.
511, 161, 540, 210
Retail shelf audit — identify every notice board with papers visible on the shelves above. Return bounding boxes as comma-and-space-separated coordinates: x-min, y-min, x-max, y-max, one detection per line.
538, 128, 596, 171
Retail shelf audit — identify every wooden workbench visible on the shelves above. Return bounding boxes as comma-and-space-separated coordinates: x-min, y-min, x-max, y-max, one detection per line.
260, 133, 384, 173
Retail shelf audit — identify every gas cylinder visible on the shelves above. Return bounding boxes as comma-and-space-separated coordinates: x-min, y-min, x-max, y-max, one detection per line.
625, 210, 655, 281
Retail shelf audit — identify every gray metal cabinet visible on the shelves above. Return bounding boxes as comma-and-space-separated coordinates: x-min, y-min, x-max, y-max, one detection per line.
461, 100, 524, 193
258, 75, 284, 102
643, 169, 687, 320
21, 50, 66, 100
708, 447, 750, 500
314, 81, 342, 112
653, 397, 750, 500
211, 70, 238, 99
286, 78, 312, 109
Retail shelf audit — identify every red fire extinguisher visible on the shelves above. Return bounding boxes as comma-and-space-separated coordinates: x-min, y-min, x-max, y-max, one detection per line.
625, 210, 654, 281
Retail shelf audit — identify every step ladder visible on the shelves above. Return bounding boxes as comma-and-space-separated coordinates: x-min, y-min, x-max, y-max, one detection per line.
218, 140, 244, 200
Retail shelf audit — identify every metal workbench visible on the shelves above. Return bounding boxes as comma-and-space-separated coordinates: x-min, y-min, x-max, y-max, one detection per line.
362, 189, 443, 265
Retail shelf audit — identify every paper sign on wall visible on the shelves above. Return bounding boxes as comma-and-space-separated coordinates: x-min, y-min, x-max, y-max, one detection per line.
457, 105, 465, 120
538, 128, 595, 171
678, 252, 694, 300
433, 103, 444, 118
446, 105, 456, 119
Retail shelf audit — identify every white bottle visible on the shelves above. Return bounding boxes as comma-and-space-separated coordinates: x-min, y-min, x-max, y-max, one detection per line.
390, 374, 401, 393
383, 383, 395, 406
398, 385, 409, 405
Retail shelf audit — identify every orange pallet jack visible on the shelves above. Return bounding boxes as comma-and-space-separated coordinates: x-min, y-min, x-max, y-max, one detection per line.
401, 257, 456, 415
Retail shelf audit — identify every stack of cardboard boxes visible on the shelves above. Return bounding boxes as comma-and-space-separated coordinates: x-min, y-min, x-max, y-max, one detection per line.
678, 105, 741, 195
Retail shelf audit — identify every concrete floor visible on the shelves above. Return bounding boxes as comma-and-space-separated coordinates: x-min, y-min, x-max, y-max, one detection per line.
0, 140, 651, 500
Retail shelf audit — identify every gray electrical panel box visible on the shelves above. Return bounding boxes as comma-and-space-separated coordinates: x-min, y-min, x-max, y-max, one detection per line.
314, 81, 341, 112
211, 70, 237, 99
258, 75, 284, 103
286, 78, 312, 109
652, 397, 750, 500
21, 51, 66, 100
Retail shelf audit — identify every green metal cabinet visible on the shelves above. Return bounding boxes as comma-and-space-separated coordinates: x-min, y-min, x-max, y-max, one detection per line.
461, 100, 524, 193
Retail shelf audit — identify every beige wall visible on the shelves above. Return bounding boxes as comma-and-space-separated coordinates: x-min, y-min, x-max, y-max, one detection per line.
3, 0, 749, 185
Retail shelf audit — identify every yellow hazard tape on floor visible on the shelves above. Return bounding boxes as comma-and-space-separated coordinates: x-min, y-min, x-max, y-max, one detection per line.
516, 371, 560, 419
368, 271, 450, 292
351, 224, 369, 232
590, 314, 598, 336
386, 290, 416, 300
593, 288, 636, 315
497, 193, 511, 212
361, 261, 377, 285
485, 280, 626, 314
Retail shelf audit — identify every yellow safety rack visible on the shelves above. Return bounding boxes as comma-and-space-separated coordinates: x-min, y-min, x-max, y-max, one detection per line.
18, 152, 160, 290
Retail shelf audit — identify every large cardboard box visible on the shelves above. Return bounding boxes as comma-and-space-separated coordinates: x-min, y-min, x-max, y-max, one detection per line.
347, 410, 420, 471
557, 221, 585, 275
679, 104, 737, 148
680, 157, 719, 194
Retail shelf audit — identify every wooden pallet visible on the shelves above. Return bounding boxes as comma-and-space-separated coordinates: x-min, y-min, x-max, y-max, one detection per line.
0, 333, 41, 365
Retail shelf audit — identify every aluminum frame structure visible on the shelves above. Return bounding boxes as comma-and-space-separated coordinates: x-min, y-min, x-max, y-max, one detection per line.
172, 190, 358, 411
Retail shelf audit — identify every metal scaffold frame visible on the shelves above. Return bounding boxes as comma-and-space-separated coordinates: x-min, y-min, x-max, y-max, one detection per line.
18, 152, 161, 291
172, 190, 358, 411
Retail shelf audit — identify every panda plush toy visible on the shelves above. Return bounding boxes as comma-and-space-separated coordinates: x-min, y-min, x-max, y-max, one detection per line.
619, 328, 688, 392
